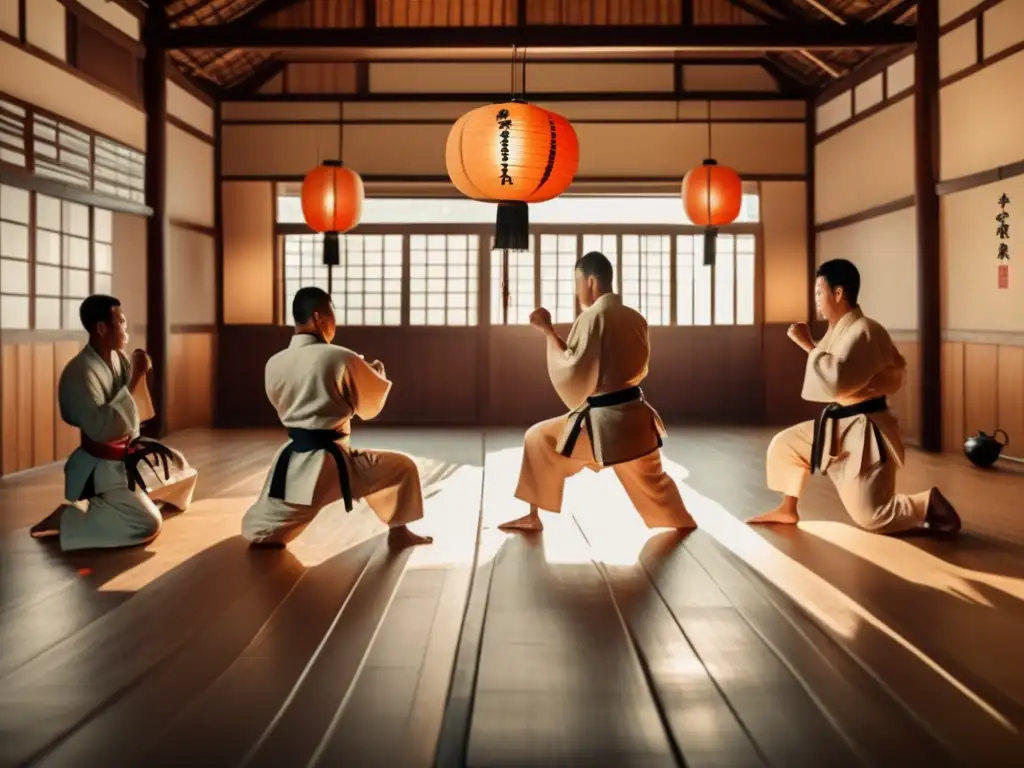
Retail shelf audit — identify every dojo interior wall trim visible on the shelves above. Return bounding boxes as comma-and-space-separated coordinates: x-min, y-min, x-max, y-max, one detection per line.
219, 103, 807, 181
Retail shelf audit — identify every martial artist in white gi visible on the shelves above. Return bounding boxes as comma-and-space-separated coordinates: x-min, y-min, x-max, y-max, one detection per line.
241, 287, 432, 549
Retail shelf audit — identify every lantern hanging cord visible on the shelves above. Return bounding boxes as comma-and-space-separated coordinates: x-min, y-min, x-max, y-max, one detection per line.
510, 45, 517, 100
706, 99, 712, 157
706, 100, 712, 229
521, 48, 528, 101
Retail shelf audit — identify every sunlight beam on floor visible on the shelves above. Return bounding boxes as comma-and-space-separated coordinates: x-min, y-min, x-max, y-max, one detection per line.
799, 521, 1024, 607
658, 457, 1018, 734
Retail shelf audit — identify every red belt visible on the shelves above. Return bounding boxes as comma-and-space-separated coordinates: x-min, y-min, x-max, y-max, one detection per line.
79, 434, 175, 494
80, 435, 135, 461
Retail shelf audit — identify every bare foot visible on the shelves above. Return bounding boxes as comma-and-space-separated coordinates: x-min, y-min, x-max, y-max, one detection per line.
30, 509, 62, 539
388, 525, 434, 549
747, 504, 800, 525
498, 508, 544, 532
924, 488, 961, 534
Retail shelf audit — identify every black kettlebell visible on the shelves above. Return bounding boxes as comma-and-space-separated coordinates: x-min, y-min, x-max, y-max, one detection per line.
963, 429, 1009, 468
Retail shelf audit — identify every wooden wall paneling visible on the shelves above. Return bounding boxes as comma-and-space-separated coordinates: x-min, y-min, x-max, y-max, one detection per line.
962, 342, 998, 437
53, 340, 80, 459
167, 332, 214, 433
2, 339, 83, 477
762, 323, 821, 427
941, 340, 965, 452
1, 344, 18, 475
167, 332, 186, 434
32, 342, 55, 467
996, 344, 1024, 445
485, 326, 565, 426
185, 332, 214, 429
899, 341, 921, 445
15, 343, 33, 471
884, 340, 921, 445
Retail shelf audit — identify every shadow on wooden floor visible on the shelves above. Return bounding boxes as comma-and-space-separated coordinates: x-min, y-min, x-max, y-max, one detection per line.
4, 427, 1024, 766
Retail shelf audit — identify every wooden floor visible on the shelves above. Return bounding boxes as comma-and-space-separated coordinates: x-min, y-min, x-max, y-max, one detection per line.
2, 426, 1024, 767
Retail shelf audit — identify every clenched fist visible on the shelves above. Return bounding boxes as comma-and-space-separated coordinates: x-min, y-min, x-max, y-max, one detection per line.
786, 323, 814, 351
131, 348, 152, 374
529, 307, 552, 331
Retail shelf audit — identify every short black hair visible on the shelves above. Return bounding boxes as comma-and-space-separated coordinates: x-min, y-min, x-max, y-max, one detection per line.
576, 251, 614, 289
79, 294, 121, 333
292, 286, 333, 325
816, 258, 861, 307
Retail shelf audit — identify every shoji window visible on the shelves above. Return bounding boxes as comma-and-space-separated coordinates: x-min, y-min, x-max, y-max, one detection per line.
409, 234, 479, 326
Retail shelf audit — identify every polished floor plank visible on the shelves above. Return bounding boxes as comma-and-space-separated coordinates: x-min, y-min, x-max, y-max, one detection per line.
35, 548, 306, 768
0, 536, 289, 766
0, 432, 279, 679
241, 539, 416, 768
573, 523, 766, 768
682, 532, 952, 765
467, 433, 678, 768
3, 426, 1024, 766
136, 535, 381, 768
467, 533, 677, 768
651, 537, 859, 767
662, 427, 1024, 764
307, 454, 485, 767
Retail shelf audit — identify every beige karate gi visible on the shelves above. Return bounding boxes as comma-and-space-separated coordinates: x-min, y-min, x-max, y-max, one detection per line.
241, 334, 423, 546
767, 308, 930, 533
514, 293, 693, 529
55, 346, 198, 551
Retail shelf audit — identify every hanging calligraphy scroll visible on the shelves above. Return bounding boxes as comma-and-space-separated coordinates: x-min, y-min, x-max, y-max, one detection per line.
997, 193, 1010, 290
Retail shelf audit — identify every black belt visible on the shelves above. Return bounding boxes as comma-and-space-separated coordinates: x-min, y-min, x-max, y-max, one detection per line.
810, 396, 889, 474
77, 437, 176, 500
268, 428, 352, 512
561, 386, 655, 457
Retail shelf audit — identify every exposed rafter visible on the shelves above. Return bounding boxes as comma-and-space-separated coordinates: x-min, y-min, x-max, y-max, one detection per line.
223, 56, 286, 95
157, 22, 916, 50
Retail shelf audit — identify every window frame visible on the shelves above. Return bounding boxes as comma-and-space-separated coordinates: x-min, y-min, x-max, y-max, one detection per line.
0, 184, 115, 332
275, 221, 764, 328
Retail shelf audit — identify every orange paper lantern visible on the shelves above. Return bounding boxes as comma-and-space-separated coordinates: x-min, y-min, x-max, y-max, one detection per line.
681, 159, 743, 266
446, 101, 579, 250
301, 160, 365, 266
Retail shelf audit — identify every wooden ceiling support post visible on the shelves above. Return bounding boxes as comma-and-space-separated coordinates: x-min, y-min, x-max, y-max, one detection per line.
143, 3, 169, 438
806, 98, 817, 324
915, 0, 942, 452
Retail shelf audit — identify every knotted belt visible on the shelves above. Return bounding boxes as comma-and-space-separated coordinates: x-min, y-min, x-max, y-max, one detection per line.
810, 396, 889, 475
79, 435, 175, 496
268, 428, 353, 512
560, 386, 659, 458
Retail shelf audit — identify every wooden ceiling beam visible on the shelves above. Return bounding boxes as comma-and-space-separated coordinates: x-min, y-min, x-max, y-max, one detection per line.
873, 0, 918, 23
157, 23, 917, 51
761, 55, 815, 92
228, 0, 309, 27
219, 89, 809, 103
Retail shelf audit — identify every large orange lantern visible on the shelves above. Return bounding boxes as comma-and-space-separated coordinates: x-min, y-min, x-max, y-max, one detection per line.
446, 101, 579, 251
301, 160, 364, 266
681, 159, 742, 267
